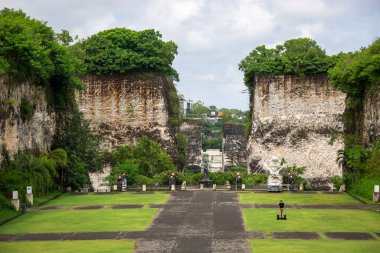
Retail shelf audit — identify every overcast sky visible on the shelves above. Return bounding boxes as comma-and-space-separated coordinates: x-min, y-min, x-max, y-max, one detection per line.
2, 0, 379, 110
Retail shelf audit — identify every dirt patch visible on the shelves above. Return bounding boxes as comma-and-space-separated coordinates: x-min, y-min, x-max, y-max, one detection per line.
66, 232, 120, 240
248, 231, 265, 239
72, 205, 104, 210
272, 232, 320, 240
256, 204, 278, 208
128, 192, 154, 194
93, 192, 120, 195
325, 232, 375, 240
149, 204, 166, 208
111, 204, 143, 209
19, 233, 71, 241
39, 206, 63, 210
70, 192, 88, 195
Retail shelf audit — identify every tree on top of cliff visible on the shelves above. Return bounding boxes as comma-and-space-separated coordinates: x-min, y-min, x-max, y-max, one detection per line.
329, 38, 380, 97
0, 8, 81, 92
239, 38, 335, 88
77, 28, 179, 81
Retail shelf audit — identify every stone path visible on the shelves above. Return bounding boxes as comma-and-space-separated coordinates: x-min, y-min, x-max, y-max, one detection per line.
241, 204, 379, 210
134, 191, 251, 253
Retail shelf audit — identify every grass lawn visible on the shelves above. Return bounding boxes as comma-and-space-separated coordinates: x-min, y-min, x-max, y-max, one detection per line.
0, 240, 135, 253
0, 208, 158, 234
33, 191, 63, 206
0, 208, 18, 224
43, 192, 169, 207
240, 192, 360, 205
243, 208, 380, 232
250, 240, 380, 253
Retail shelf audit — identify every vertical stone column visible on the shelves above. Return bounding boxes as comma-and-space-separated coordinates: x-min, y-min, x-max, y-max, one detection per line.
12, 191, 20, 212
26, 186, 33, 205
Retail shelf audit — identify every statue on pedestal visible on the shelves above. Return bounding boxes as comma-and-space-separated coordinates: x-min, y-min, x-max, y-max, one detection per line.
263, 156, 287, 192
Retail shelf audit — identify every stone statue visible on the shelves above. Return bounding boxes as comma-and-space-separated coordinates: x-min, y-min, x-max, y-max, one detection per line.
263, 156, 287, 188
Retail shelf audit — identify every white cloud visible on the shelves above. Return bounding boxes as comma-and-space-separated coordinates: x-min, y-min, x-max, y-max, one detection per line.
198, 74, 215, 81
296, 22, 326, 39
71, 13, 117, 38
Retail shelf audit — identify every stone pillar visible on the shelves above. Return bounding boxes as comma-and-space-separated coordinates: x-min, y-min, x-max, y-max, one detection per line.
299, 184, 304, 191
26, 186, 33, 205
226, 181, 231, 190
373, 185, 380, 202
171, 184, 175, 191
200, 184, 204, 190
12, 191, 19, 212
181, 181, 187, 191
242, 184, 246, 191
213, 184, 217, 191
113, 185, 117, 191
142, 185, 147, 191
26, 194, 33, 205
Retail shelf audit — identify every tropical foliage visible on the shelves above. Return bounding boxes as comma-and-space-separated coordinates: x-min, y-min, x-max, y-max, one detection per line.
239, 38, 335, 88
76, 28, 179, 81
0, 8, 82, 110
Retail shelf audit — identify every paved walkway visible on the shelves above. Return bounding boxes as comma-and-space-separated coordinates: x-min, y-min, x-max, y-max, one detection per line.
134, 191, 251, 253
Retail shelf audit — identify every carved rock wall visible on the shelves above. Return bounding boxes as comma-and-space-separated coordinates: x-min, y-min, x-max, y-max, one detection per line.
179, 119, 202, 166
247, 75, 346, 178
363, 85, 380, 147
223, 123, 247, 167
0, 75, 56, 161
77, 73, 178, 157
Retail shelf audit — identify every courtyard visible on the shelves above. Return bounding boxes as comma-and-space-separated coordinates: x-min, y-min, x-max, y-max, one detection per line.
0, 190, 379, 252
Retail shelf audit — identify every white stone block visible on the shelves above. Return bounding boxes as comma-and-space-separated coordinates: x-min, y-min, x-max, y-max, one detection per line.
142, 185, 146, 191
12, 191, 18, 200
374, 185, 379, 193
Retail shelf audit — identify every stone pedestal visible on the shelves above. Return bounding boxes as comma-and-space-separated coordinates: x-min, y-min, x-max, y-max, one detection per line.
213, 184, 216, 190
374, 185, 380, 202
26, 193, 33, 205
200, 184, 204, 190
373, 193, 380, 202
113, 185, 117, 191
299, 184, 304, 191
12, 199, 20, 212
181, 181, 187, 191
171, 184, 175, 191
142, 185, 146, 191
242, 184, 246, 191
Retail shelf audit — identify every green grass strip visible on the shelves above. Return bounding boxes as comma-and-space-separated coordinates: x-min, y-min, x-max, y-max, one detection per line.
0, 240, 135, 253
0, 208, 158, 234
43, 192, 169, 207
243, 208, 380, 232
250, 240, 380, 253
240, 192, 361, 205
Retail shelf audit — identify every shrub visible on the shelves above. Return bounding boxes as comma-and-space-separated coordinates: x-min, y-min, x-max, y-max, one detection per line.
20, 98, 34, 121
330, 176, 344, 191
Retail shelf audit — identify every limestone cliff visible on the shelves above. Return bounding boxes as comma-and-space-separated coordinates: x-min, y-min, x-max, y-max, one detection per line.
0, 75, 56, 161
77, 73, 178, 159
179, 119, 202, 166
247, 75, 346, 178
363, 85, 380, 147
223, 123, 247, 168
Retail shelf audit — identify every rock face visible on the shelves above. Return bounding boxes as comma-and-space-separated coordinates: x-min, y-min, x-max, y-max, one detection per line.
179, 119, 202, 166
223, 123, 247, 168
77, 73, 178, 158
0, 75, 56, 161
247, 75, 346, 179
363, 85, 380, 147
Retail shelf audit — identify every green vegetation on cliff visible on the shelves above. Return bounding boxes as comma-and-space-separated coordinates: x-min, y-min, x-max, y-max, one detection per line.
239, 38, 335, 88
76, 28, 179, 81
329, 38, 380, 200
0, 8, 82, 110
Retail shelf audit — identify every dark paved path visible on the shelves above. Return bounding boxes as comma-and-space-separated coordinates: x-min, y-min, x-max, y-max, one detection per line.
134, 191, 251, 253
